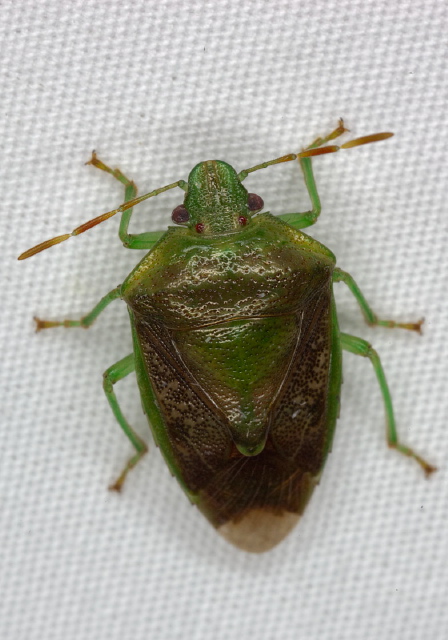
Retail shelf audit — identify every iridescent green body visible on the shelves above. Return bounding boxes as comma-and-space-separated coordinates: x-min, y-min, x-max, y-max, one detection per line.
22, 124, 435, 552
123, 211, 340, 548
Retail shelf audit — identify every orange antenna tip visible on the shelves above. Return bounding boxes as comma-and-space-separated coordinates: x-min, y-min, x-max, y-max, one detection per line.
341, 132, 394, 149
18, 234, 71, 260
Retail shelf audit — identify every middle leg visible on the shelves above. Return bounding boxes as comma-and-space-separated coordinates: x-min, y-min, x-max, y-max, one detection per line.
334, 268, 424, 333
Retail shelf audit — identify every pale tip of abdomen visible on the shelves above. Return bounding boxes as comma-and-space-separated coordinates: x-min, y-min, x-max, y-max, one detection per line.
218, 509, 300, 553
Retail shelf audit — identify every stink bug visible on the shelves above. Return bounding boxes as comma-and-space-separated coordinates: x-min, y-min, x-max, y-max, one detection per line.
19, 121, 436, 552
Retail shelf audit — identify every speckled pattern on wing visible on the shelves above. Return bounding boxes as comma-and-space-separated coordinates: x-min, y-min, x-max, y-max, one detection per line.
133, 283, 335, 527
124, 214, 339, 531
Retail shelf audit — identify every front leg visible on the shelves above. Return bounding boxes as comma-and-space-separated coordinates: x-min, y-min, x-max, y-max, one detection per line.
86, 152, 165, 250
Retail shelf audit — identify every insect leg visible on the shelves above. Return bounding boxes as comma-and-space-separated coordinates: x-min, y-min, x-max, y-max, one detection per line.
86, 152, 166, 250
103, 353, 148, 491
34, 286, 122, 331
340, 332, 436, 475
277, 121, 349, 229
333, 269, 424, 333
277, 157, 322, 229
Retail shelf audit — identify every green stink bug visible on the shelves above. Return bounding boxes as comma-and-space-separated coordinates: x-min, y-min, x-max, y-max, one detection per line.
19, 121, 435, 553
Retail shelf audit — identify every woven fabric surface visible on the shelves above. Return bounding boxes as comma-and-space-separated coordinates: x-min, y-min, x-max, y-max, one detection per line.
1, 1, 447, 639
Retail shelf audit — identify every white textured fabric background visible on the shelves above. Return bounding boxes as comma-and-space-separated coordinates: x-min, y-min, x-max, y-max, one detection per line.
1, 1, 447, 639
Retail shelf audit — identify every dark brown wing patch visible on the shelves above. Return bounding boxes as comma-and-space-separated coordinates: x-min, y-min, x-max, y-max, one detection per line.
133, 284, 338, 550
271, 284, 335, 473
135, 315, 233, 492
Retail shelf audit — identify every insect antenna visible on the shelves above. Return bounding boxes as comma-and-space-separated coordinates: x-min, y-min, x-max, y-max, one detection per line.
18, 179, 186, 260
238, 131, 394, 180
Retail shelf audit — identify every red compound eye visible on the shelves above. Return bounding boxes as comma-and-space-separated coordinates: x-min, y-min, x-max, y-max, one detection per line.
195, 223, 205, 233
172, 205, 189, 224
247, 193, 264, 211
238, 216, 247, 226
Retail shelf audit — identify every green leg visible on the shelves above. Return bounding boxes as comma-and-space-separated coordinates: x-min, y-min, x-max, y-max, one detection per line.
237, 121, 351, 231
334, 268, 424, 333
277, 121, 348, 230
86, 152, 166, 250
34, 286, 122, 331
103, 353, 148, 491
277, 157, 321, 229
340, 332, 436, 475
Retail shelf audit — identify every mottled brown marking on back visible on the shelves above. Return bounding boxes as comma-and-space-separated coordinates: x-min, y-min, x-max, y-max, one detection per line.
135, 315, 232, 491
271, 284, 335, 473
128, 218, 339, 549
133, 283, 337, 541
